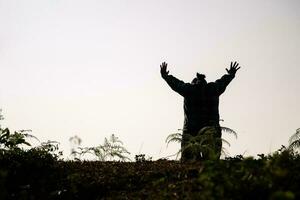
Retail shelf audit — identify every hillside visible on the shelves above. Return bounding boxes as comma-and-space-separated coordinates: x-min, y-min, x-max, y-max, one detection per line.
0, 147, 299, 199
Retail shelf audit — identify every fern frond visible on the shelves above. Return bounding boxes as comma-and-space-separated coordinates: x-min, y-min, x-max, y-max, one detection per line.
221, 147, 229, 157
198, 126, 216, 135
0, 128, 10, 141
222, 138, 231, 147
288, 140, 300, 150
289, 128, 300, 145
22, 132, 40, 143
165, 133, 182, 142
221, 127, 238, 138
166, 137, 182, 146
165, 132, 182, 147
110, 134, 123, 145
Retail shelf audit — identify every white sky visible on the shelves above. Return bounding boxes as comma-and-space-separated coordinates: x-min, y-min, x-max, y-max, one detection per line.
0, 0, 299, 159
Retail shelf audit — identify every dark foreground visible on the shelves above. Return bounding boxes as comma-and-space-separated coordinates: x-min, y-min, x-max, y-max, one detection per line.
0, 148, 299, 200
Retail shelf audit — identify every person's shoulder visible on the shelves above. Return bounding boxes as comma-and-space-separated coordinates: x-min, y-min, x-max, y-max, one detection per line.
184, 82, 193, 86
205, 82, 218, 93
207, 82, 216, 88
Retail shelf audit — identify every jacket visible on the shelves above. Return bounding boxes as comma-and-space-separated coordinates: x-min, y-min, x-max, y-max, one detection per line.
163, 73, 234, 134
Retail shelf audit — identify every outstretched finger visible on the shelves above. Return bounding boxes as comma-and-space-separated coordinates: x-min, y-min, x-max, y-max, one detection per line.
233, 61, 237, 68
163, 62, 167, 67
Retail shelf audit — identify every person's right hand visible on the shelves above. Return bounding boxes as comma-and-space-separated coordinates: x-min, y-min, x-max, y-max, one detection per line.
160, 62, 169, 78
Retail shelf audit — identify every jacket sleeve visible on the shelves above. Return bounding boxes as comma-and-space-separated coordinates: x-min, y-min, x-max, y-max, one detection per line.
163, 75, 192, 97
214, 74, 235, 95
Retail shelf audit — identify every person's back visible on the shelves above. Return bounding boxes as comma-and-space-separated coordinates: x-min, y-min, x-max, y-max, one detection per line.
183, 82, 220, 135
160, 61, 240, 160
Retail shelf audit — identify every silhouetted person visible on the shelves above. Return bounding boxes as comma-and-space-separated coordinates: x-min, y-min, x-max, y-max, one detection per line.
160, 61, 240, 161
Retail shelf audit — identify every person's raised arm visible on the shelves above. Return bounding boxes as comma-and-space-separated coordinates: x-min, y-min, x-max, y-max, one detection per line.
160, 62, 191, 97
215, 61, 241, 95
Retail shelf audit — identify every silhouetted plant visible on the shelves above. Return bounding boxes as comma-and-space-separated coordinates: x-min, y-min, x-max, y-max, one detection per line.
71, 134, 131, 161
92, 134, 131, 161
0, 110, 39, 150
166, 126, 237, 160
288, 128, 300, 151
69, 135, 82, 160
135, 154, 153, 162
135, 154, 146, 162
165, 130, 182, 148
221, 126, 238, 138
34, 140, 63, 158
0, 128, 38, 150
0, 111, 62, 158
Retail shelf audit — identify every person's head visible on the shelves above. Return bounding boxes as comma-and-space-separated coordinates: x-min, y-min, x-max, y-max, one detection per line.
191, 73, 207, 85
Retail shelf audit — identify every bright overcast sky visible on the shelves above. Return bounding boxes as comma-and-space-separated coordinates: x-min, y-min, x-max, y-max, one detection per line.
0, 0, 299, 159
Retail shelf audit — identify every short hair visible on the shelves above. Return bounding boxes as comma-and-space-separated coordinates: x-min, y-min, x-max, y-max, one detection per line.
191, 78, 198, 84
196, 73, 206, 80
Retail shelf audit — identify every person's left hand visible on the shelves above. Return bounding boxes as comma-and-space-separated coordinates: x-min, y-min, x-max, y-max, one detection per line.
226, 61, 241, 76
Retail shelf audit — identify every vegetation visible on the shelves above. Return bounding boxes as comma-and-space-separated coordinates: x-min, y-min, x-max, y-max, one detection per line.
0, 109, 4, 129
165, 126, 237, 160
288, 128, 300, 152
0, 142, 299, 199
0, 128, 34, 150
70, 134, 131, 161
0, 110, 299, 199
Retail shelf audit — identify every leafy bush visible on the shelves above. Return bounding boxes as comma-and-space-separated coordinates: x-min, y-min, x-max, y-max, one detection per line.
0, 128, 37, 150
